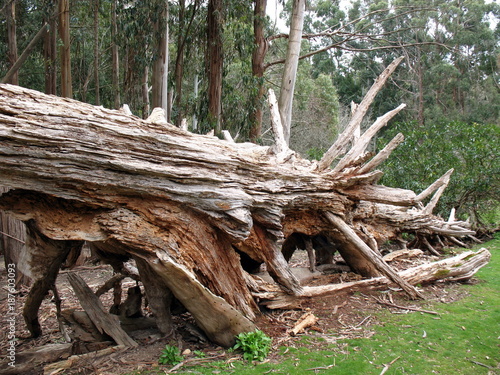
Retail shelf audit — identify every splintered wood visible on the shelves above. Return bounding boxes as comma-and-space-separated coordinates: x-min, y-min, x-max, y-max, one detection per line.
288, 312, 319, 336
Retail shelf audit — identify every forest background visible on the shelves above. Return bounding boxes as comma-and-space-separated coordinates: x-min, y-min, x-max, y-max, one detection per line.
1, 0, 499, 230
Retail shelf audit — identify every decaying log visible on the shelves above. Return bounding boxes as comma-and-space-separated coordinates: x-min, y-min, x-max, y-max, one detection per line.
22, 221, 83, 337
383, 249, 424, 262
67, 273, 138, 348
324, 211, 423, 299
258, 248, 491, 309
288, 312, 319, 336
0, 58, 479, 347
0, 343, 73, 375
43, 345, 127, 375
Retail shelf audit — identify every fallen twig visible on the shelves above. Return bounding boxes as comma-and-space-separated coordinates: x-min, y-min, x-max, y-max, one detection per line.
469, 360, 495, 370
375, 297, 439, 316
306, 363, 335, 371
164, 354, 226, 373
380, 356, 401, 375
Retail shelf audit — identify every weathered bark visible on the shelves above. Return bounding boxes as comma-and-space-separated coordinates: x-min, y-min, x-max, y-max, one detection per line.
21, 221, 83, 337
0, 187, 29, 286
151, 0, 169, 113
0, 62, 476, 346
134, 257, 174, 335
67, 273, 138, 347
58, 0, 72, 98
111, 0, 120, 109
44, 4, 58, 95
93, 0, 100, 106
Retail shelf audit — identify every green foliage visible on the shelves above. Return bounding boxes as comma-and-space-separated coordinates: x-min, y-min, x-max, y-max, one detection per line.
193, 350, 206, 358
158, 345, 184, 366
233, 329, 272, 362
379, 120, 500, 228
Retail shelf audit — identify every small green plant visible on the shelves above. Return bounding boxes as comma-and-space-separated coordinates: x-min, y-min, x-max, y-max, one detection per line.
233, 329, 272, 362
193, 350, 206, 358
158, 345, 184, 365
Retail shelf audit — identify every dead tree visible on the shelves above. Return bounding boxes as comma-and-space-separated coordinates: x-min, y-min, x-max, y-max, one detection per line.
0, 59, 478, 347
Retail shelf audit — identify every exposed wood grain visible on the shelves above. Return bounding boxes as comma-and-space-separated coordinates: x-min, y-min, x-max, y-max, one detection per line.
67, 273, 138, 347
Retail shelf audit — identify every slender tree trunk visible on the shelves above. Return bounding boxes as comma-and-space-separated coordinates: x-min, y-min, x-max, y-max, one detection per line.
193, 74, 199, 130
416, 50, 424, 126
173, 0, 199, 127
44, 2, 57, 95
142, 66, 150, 118
1, 23, 49, 85
207, 0, 223, 135
58, 0, 72, 98
278, 0, 305, 145
93, 0, 100, 105
111, 0, 120, 109
4, 0, 18, 85
249, 0, 268, 142
174, 0, 186, 127
152, 0, 169, 114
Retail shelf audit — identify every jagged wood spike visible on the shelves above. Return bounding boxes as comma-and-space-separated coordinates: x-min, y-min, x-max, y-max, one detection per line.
331, 104, 406, 174
318, 56, 404, 171
416, 168, 454, 202
358, 132, 405, 174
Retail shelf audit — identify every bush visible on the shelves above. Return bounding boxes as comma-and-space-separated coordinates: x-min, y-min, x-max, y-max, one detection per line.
378, 120, 499, 229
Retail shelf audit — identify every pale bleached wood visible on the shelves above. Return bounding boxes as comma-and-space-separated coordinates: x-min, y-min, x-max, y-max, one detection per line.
43, 345, 127, 375
416, 169, 454, 202
324, 212, 423, 299
222, 129, 234, 142
358, 132, 405, 174
422, 170, 452, 215
331, 104, 406, 174
288, 312, 318, 335
268, 88, 289, 157
383, 249, 423, 262
318, 57, 404, 171
278, 0, 306, 144
67, 273, 138, 348
259, 248, 491, 309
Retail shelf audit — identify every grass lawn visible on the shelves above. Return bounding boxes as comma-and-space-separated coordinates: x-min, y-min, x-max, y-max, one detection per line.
133, 235, 500, 375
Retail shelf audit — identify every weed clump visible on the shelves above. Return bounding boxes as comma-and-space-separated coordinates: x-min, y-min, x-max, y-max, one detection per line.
233, 329, 272, 361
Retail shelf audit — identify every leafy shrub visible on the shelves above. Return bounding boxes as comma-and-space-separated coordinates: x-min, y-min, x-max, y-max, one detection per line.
158, 345, 184, 365
379, 120, 499, 229
233, 329, 272, 361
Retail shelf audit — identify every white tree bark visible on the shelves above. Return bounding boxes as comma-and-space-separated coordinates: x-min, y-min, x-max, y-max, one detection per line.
278, 0, 305, 145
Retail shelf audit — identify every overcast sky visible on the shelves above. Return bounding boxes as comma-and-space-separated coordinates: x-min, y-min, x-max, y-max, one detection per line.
266, 0, 286, 31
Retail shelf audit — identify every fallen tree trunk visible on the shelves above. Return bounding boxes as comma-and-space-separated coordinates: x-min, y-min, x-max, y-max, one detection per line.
0, 60, 477, 346
258, 248, 491, 309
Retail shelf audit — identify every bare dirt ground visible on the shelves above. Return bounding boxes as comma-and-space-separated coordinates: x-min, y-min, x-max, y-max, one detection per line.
0, 250, 472, 375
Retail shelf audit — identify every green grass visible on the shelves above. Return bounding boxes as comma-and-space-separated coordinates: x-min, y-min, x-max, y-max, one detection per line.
127, 236, 500, 374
